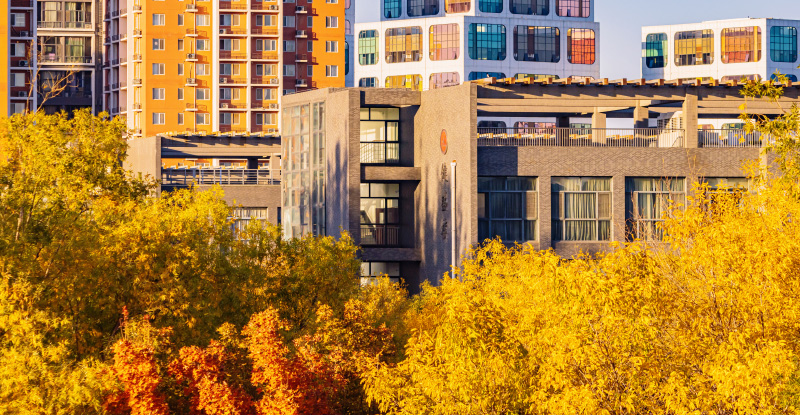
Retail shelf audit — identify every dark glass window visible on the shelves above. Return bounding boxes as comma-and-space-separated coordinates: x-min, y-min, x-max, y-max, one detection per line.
510, 0, 548, 15
645, 33, 668, 68
468, 23, 506, 60
360, 108, 400, 164
556, 0, 590, 17
360, 183, 400, 246
770, 26, 797, 63
359, 77, 378, 87
514, 26, 559, 62
770, 73, 798, 82
478, 0, 502, 12
478, 177, 538, 243
468, 71, 506, 80
407, 0, 438, 16
384, 0, 401, 18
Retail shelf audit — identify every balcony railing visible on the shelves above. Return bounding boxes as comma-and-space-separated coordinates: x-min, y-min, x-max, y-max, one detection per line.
162, 168, 280, 186
477, 128, 685, 148
39, 54, 92, 64
360, 225, 400, 247
360, 142, 400, 164
698, 129, 769, 148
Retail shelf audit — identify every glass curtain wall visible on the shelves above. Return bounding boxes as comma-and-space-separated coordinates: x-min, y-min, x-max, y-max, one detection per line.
468, 23, 506, 60
445, 0, 470, 13
567, 28, 595, 64
385, 27, 422, 63
478, 177, 538, 243
478, 0, 503, 13
552, 177, 612, 241
358, 30, 378, 65
510, 0, 548, 15
556, 0, 590, 17
429, 72, 460, 89
645, 33, 668, 68
407, 0, 438, 16
468, 71, 506, 80
514, 26, 560, 62
675, 30, 714, 66
430, 24, 459, 60
385, 74, 423, 91
721, 26, 762, 63
626, 177, 685, 241
384, 0, 401, 18
770, 26, 797, 63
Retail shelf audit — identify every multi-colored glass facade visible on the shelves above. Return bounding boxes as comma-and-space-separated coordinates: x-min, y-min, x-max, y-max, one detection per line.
675, 30, 714, 66
429, 72, 460, 89
358, 30, 379, 65
385, 74, 423, 91
514, 26, 560, 62
721, 26, 761, 64
385, 27, 423, 63
645, 33, 668, 68
478, 0, 503, 13
445, 0, 471, 13
770, 26, 797, 63
567, 28, 595, 64
510, 0, 548, 15
407, 0, 439, 17
557, 0, 590, 17
468, 23, 507, 60
429, 24, 459, 61
469, 72, 507, 80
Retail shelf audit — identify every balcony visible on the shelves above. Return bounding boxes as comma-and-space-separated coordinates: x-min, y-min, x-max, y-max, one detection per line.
295, 79, 307, 88
219, 28, 247, 36
218, 2, 247, 9
132, 78, 142, 85
186, 53, 198, 61
250, 27, 278, 36
161, 168, 280, 187
698, 129, 769, 148
186, 29, 199, 37
37, 15, 93, 29
132, 5, 142, 12
250, 76, 279, 85
295, 29, 307, 38
295, 5, 307, 13
219, 51, 247, 60
295, 54, 308, 63
476, 128, 685, 148
250, 2, 279, 11
39, 53, 93, 64
360, 225, 399, 247
11, 0, 33, 8
133, 54, 142, 61
250, 52, 279, 61
360, 142, 400, 164
185, 3, 198, 11
185, 78, 198, 86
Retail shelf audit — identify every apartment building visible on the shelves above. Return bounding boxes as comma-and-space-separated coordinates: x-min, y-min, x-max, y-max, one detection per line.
3, 0, 102, 115
281, 79, 797, 289
281, 0, 348, 95
642, 18, 800, 83
354, 0, 600, 91
103, 0, 283, 137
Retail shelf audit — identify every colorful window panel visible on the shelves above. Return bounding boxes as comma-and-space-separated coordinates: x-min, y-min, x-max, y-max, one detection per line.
445, 0, 470, 13
407, 0, 438, 16
358, 30, 378, 65
515, 74, 559, 81
468, 23, 506, 61
430, 24, 459, 60
385, 27, 423, 63
675, 30, 714, 66
556, 0, 590, 17
514, 26, 560, 62
469, 72, 506, 81
568, 28, 595, 64
510, 0, 548, 15
721, 26, 761, 64
645, 33, 668, 68
359, 77, 378, 87
478, 0, 502, 12
385, 74, 423, 91
384, 0, 401, 18
429, 72, 460, 89
720, 74, 761, 82
770, 26, 797, 63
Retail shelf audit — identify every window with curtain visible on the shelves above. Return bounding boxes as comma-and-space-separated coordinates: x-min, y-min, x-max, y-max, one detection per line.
770, 26, 797, 63
552, 177, 611, 241
66, 37, 86, 62
645, 33, 668, 68
626, 177, 685, 241
702, 177, 749, 212
478, 177, 538, 243
445, 0, 470, 13
556, 0, 590, 17
568, 28, 595, 64
675, 30, 714, 66
358, 30, 379, 65
429, 72, 460, 89
407, 0, 438, 16
468, 23, 506, 60
478, 0, 502, 12
514, 26, 560, 62
430, 23, 459, 60
721, 26, 762, 64
510, 0, 548, 15
385, 26, 422, 63
384, 0, 401, 18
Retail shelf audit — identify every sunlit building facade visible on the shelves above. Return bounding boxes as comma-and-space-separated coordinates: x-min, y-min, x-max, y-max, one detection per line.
354, 0, 600, 91
641, 18, 800, 83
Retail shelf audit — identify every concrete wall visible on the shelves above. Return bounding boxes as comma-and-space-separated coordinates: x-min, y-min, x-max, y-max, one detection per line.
125, 136, 161, 182
197, 185, 282, 225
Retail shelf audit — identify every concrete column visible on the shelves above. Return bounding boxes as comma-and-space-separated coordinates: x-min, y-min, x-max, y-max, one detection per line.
538, 175, 553, 250
633, 101, 649, 128
592, 109, 607, 144
612, 174, 627, 243
682, 93, 699, 148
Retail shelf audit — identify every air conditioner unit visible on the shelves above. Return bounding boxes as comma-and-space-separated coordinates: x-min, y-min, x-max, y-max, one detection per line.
220, 77, 228, 83
186, 53, 197, 59
186, 77, 197, 84
17, 91, 26, 97
18, 60, 27, 67
20, 31, 29, 37
220, 28, 228, 34
221, 103, 229, 108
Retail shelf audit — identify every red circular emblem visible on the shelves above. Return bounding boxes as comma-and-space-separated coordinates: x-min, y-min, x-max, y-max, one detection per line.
440, 130, 448, 155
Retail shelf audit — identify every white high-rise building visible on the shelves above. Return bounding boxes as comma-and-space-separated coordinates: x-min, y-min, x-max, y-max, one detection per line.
354, 0, 599, 90
641, 18, 800, 82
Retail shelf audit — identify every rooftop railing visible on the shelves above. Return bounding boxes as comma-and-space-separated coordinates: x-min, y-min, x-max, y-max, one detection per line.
698, 129, 769, 148
477, 128, 685, 148
162, 168, 280, 186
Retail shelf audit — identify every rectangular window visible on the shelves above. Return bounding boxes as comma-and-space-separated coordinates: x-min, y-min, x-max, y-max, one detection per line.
178, 14, 184, 25
196, 64, 210, 75
514, 26, 559, 62
178, 88, 184, 100
326, 65, 338, 77
360, 107, 400, 164
359, 77, 378, 87
152, 63, 165, 74
384, 0, 401, 18
556, 0, 590, 17
645, 33, 668, 68
10, 73, 25, 87
358, 30, 379, 65
196, 88, 210, 100
478, 177, 538, 243
568, 28, 595, 64
721, 26, 762, 64
196, 39, 209, 51
283, 65, 295, 76
152, 88, 165, 99
360, 183, 400, 246
325, 16, 338, 28
626, 177, 685, 241
552, 177, 612, 241
178, 113, 184, 125
675, 30, 714, 66
152, 38, 165, 50
195, 14, 210, 26
326, 40, 338, 52
408, 0, 438, 16
177, 63, 184, 75
12, 13, 25, 27
152, 112, 165, 124
196, 113, 210, 125
770, 26, 797, 63
385, 26, 422, 63
469, 23, 507, 61
152, 13, 165, 25
430, 24, 459, 61
219, 113, 240, 125
510, 0, 548, 15
445, 0, 470, 13
360, 262, 401, 285
178, 39, 184, 51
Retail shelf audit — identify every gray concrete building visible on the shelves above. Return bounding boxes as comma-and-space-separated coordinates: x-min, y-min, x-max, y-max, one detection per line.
281, 77, 798, 290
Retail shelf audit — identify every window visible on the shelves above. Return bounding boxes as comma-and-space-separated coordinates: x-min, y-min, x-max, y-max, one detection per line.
675, 30, 714, 66
257, 39, 277, 51
360, 107, 400, 164
10, 73, 25, 87
283, 15, 295, 27
771, 74, 798, 82
469, 23, 506, 61
557, 0, 590, 17
220, 113, 240, 125
478, 0, 502, 12
552, 177, 611, 241
152, 88, 165, 99
220, 38, 241, 51
283, 65, 295, 76
325, 16, 338, 28
385, 75, 422, 91
360, 262, 400, 285
770, 26, 797, 63
407, 0, 438, 16
430, 24, 459, 60
220, 14, 240, 26
196, 113, 209, 125
384, 0, 401, 18
568, 28, 595, 64
445, 0, 469, 13
195, 14, 209, 26
10, 43, 24, 57
152, 38, 165, 50
515, 73, 559, 81
196, 64, 210, 75
196, 88, 210, 100
255, 113, 277, 125
11, 13, 25, 27
510, 0, 548, 15
478, 120, 507, 129
283, 40, 295, 52
152, 63, 165, 74
429, 72, 460, 89
360, 183, 400, 246
178, 113, 184, 125
152, 13, 165, 25
478, 177, 538, 243
514, 26, 559, 62
359, 77, 378, 87
178, 14, 183, 25
721, 26, 762, 64
152, 113, 165, 124
645, 33, 668, 68
178, 88, 184, 100
232, 208, 268, 235
196, 39, 209, 51
219, 88, 240, 100
326, 65, 339, 77
626, 177, 685, 241
345, 42, 350, 75
326, 40, 338, 52
385, 27, 422, 63
358, 30, 379, 65
178, 39, 184, 51
468, 72, 506, 81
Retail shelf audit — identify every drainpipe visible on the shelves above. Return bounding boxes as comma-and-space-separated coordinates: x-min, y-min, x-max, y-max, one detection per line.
450, 160, 457, 272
